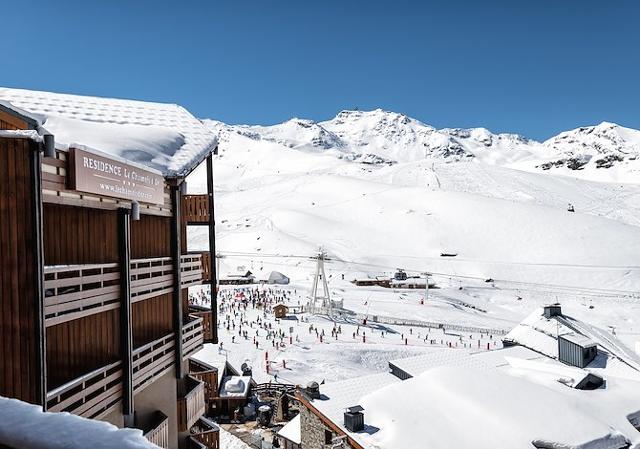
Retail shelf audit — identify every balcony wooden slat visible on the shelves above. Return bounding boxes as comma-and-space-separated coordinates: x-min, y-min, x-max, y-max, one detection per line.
47, 361, 123, 418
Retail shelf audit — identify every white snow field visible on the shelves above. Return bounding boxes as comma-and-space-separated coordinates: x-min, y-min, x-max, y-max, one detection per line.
186, 109, 640, 352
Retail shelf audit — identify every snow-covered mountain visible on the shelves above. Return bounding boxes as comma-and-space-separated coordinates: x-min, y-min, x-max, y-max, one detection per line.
535, 122, 640, 182
189, 109, 640, 298
210, 109, 640, 182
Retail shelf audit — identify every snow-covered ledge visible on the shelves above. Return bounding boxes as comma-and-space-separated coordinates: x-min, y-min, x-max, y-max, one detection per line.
0, 396, 159, 449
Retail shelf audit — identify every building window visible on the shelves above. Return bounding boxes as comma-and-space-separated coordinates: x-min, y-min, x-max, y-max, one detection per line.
325, 429, 333, 444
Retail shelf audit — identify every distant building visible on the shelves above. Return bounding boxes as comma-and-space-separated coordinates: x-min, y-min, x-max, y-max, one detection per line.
274, 303, 289, 319
220, 270, 255, 285
268, 271, 290, 285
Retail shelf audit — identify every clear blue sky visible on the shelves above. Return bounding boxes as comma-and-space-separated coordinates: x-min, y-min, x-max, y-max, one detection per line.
2, 0, 639, 140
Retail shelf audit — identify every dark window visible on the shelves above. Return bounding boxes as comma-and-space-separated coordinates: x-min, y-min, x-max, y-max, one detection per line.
325, 429, 333, 444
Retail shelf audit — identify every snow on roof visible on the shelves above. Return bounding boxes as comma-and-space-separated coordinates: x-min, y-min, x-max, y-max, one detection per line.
504, 307, 640, 380
219, 376, 251, 398
277, 414, 301, 444
309, 372, 399, 445
358, 366, 633, 449
0, 129, 43, 142
389, 348, 488, 377
0, 396, 159, 449
560, 332, 597, 348
0, 87, 218, 177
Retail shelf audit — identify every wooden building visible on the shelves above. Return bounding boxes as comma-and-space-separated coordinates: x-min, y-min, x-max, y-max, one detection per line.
0, 88, 222, 449
273, 304, 289, 319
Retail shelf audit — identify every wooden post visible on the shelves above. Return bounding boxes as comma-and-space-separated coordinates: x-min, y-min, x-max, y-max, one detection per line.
171, 186, 184, 378
30, 142, 47, 408
206, 153, 218, 343
118, 207, 134, 426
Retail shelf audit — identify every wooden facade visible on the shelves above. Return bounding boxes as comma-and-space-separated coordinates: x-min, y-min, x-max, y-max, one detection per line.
0, 135, 43, 404
0, 100, 219, 448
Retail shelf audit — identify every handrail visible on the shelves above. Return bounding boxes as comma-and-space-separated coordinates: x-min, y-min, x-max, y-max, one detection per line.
47, 360, 122, 399
133, 332, 174, 357
44, 262, 119, 274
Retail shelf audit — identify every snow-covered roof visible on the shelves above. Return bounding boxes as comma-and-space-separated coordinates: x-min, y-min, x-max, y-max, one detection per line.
277, 414, 301, 444
0, 396, 160, 449
560, 332, 597, 348
0, 87, 218, 177
358, 366, 635, 449
219, 376, 251, 398
504, 307, 640, 381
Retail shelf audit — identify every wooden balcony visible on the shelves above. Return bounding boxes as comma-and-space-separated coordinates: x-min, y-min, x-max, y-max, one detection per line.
44, 255, 203, 325
189, 305, 214, 342
182, 194, 209, 225
133, 333, 175, 394
189, 359, 219, 410
140, 411, 170, 449
181, 253, 204, 289
182, 316, 205, 359
46, 360, 123, 419
178, 376, 206, 432
190, 418, 220, 449
198, 251, 212, 283
130, 257, 174, 302
44, 263, 120, 326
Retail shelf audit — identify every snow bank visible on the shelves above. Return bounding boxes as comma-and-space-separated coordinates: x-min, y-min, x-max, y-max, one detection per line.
0, 396, 158, 449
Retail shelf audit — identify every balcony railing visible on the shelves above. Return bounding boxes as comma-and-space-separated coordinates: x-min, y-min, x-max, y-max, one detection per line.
46, 360, 123, 419
181, 253, 204, 289
182, 194, 209, 224
197, 251, 212, 283
182, 316, 205, 359
189, 360, 219, 406
140, 411, 170, 449
44, 263, 120, 326
43, 254, 204, 326
190, 418, 220, 449
130, 257, 174, 303
133, 333, 175, 394
189, 307, 213, 342
178, 376, 206, 432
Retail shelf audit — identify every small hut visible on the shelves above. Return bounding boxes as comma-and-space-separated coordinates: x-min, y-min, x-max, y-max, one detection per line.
268, 271, 290, 285
274, 303, 289, 319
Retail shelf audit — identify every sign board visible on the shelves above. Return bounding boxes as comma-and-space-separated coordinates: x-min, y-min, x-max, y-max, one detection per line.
68, 148, 165, 205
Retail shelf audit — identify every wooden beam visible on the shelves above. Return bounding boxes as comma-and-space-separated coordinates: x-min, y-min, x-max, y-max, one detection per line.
170, 186, 184, 378
206, 154, 218, 344
118, 208, 134, 426
30, 141, 47, 408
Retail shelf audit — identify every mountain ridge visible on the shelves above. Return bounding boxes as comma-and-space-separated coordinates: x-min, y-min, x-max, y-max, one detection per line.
203, 109, 640, 183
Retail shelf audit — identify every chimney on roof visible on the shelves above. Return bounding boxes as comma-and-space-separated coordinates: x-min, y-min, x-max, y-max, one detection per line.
344, 406, 365, 432
305, 381, 320, 400
544, 304, 562, 319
